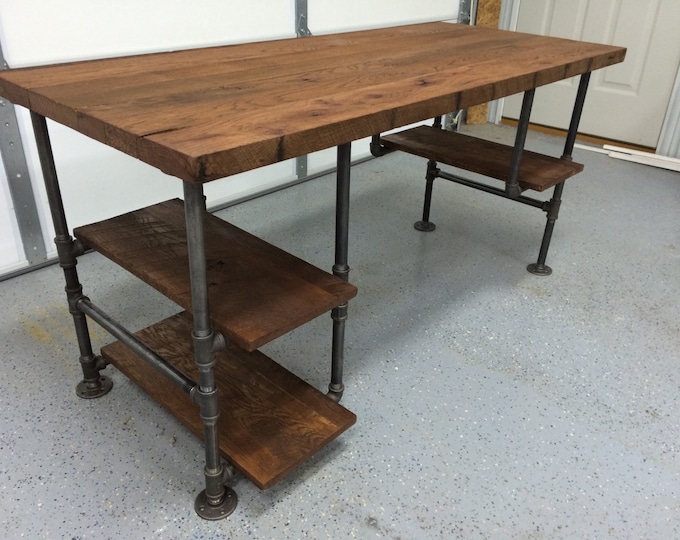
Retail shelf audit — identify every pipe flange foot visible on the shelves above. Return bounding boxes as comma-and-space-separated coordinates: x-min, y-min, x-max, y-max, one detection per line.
527, 263, 552, 276
195, 487, 238, 520
414, 221, 436, 232
76, 376, 113, 399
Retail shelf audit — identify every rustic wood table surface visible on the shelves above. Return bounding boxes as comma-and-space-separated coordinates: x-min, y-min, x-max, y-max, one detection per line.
0, 22, 624, 182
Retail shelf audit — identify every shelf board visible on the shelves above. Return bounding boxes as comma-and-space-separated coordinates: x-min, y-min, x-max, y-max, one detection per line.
101, 311, 356, 490
75, 199, 357, 351
381, 126, 583, 192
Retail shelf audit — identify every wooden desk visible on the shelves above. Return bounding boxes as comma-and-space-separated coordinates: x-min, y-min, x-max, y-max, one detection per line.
0, 22, 625, 520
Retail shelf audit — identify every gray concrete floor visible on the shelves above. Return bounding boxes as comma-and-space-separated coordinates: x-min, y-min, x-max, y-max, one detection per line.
1, 124, 679, 539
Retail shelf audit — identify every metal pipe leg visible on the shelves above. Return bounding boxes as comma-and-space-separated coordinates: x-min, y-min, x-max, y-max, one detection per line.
183, 184, 236, 520
414, 160, 438, 232
527, 182, 565, 276
562, 73, 591, 160
528, 73, 591, 275
328, 142, 351, 402
507, 88, 535, 198
30, 112, 112, 398
329, 302, 348, 402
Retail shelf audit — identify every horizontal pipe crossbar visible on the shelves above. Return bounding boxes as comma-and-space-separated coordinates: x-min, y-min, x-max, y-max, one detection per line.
435, 170, 545, 209
77, 299, 196, 394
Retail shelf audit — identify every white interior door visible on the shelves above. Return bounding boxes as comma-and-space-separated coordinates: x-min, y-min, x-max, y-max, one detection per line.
504, 0, 680, 148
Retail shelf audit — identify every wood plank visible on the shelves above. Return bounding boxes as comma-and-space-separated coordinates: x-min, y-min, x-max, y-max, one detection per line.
0, 23, 625, 183
100, 312, 356, 490
381, 126, 584, 192
74, 199, 357, 351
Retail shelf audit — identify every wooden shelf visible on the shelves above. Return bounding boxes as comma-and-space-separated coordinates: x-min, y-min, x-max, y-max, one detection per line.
381, 126, 583, 192
101, 312, 356, 489
75, 199, 357, 352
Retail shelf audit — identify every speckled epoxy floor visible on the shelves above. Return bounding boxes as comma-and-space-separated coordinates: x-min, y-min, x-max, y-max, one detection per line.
1, 124, 679, 539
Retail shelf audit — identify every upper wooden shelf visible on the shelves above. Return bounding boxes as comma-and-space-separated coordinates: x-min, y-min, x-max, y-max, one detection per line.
74, 199, 357, 352
381, 126, 584, 192
0, 23, 625, 183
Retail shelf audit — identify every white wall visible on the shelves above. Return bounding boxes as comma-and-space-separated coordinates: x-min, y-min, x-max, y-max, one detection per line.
311, 0, 456, 34
0, 0, 459, 276
0, 0, 294, 66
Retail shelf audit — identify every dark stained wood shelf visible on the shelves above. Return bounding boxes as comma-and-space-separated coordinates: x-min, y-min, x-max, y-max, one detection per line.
74, 198, 357, 351
101, 312, 356, 489
381, 125, 584, 192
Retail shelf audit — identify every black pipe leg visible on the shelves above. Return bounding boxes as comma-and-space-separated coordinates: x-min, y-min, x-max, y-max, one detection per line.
506, 89, 535, 198
184, 184, 236, 520
328, 143, 351, 403
528, 73, 590, 275
60, 237, 111, 399
63, 237, 112, 399
529, 73, 591, 275
527, 230, 555, 276
527, 183, 564, 276
74, 312, 113, 399
64, 238, 112, 399
328, 302, 348, 402
30, 112, 112, 398
414, 160, 438, 232
59, 234, 112, 399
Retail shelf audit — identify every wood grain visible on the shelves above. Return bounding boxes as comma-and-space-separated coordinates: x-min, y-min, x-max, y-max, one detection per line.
100, 311, 356, 489
381, 126, 583, 192
0, 22, 625, 183
74, 199, 357, 351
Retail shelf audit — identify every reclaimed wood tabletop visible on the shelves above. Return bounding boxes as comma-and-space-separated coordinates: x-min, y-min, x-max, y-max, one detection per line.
0, 22, 625, 183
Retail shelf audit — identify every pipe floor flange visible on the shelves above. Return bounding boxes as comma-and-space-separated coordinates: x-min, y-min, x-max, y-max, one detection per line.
414, 221, 436, 232
76, 375, 113, 399
527, 263, 553, 276
194, 487, 238, 520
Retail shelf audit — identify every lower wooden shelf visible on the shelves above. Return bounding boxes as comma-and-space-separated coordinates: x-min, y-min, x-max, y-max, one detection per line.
381, 125, 584, 192
100, 311, 356, 490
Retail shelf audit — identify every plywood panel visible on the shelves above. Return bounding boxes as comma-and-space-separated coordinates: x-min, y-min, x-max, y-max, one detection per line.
467, 0, 503, 125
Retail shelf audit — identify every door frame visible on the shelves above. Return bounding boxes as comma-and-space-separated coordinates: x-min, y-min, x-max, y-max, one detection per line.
657, 67, 680, 158
497, 0, 680, 157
